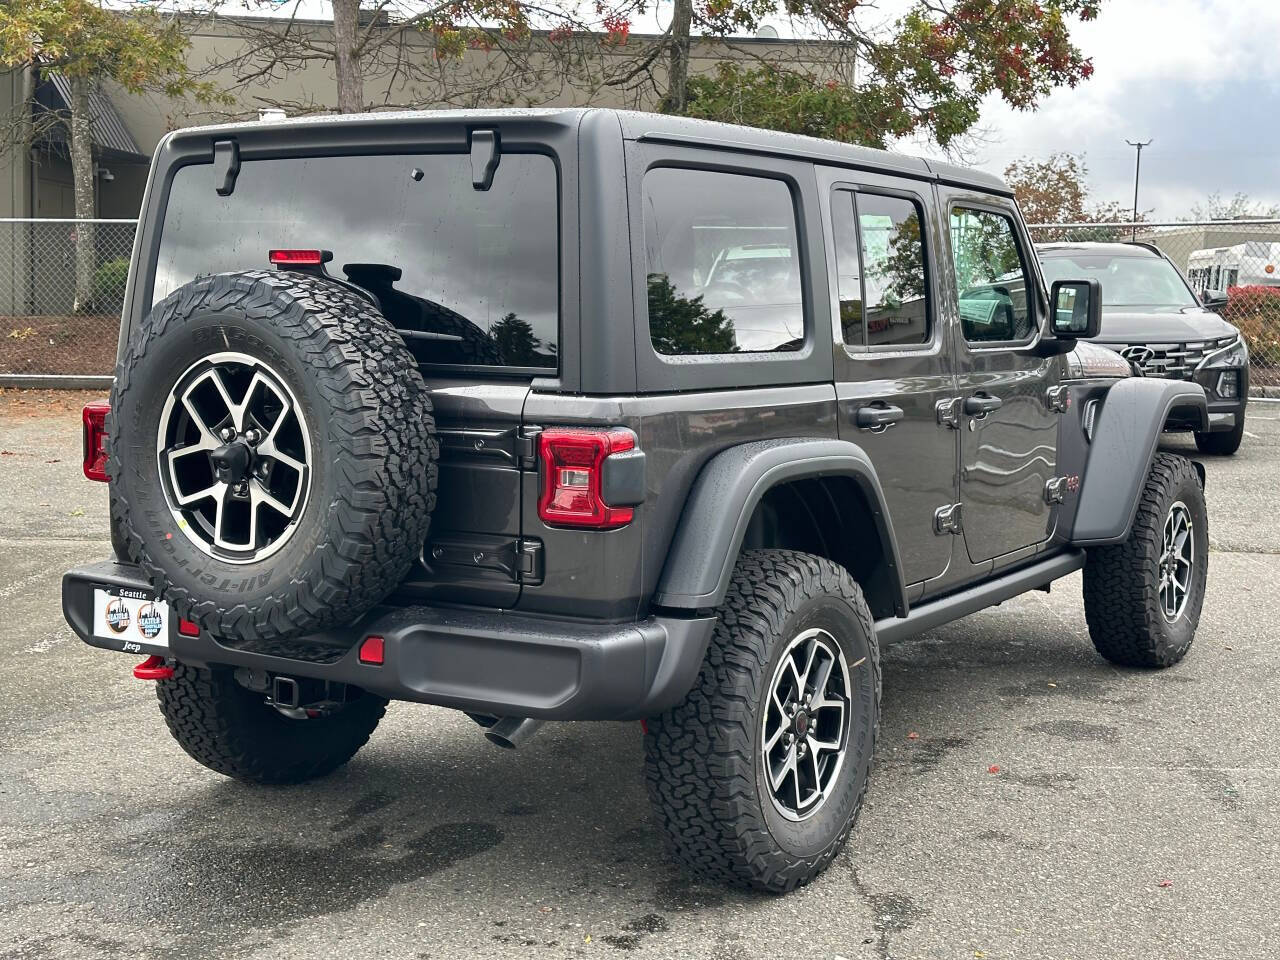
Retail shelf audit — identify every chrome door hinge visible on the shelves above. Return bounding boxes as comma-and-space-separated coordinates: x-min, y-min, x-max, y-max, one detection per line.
934, 503, 963, 535
1044, 476, 1067, 505
516, 426, 542, 468
1045, 385, 1072, 414
935, 397, 962, 430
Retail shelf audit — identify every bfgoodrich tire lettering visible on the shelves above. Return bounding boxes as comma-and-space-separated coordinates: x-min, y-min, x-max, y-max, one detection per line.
1083, 452, 1208, 667
109, 270, 438, 643
644, 549, 880, 893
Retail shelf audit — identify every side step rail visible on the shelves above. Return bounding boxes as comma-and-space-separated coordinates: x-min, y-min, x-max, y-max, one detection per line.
874, 549, 1086, 645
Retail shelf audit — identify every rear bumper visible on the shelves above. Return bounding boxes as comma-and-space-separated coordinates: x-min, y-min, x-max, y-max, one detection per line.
63, 559, 716, 721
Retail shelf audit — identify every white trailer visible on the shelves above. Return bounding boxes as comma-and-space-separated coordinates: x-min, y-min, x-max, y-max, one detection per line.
1187, 240, 1280, 293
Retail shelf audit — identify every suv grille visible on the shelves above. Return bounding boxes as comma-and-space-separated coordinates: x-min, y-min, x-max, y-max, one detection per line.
1108, 336, 1237, 379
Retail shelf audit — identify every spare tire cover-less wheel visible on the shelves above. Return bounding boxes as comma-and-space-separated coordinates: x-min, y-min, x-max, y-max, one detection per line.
109, 270, 439, 643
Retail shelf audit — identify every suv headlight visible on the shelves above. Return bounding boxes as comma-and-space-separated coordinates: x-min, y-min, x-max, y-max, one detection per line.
1200, 334, 1248, 369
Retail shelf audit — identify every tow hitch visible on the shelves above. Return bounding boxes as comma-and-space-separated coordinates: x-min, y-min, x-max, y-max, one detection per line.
133, 655, 174, 681
233, 668, 353, 719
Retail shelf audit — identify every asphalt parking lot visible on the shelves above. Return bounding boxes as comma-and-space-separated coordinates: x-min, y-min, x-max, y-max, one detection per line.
1, 392, 1278, 960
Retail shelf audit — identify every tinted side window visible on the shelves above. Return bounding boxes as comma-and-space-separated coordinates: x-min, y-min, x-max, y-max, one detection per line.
643, 167, 804, 355
950, 207, 1035, 343
156, 152, 559, 369
854, 194, 929, 347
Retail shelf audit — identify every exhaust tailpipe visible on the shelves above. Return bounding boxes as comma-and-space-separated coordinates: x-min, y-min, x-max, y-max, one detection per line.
484, 716, 545, 750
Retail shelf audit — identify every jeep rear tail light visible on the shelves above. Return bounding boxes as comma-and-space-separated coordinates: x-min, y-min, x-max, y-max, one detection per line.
537, 428, 638, 530
82, 401, 110, 482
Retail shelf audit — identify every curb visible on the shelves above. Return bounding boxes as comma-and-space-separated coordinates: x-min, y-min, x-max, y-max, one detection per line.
0, 374, 113, 390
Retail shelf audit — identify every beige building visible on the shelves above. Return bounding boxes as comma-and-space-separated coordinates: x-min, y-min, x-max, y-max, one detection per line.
0, 15, 842, 220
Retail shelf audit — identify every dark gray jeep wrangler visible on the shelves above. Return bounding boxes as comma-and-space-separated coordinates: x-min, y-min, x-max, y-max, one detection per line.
64, 108, 1211, 893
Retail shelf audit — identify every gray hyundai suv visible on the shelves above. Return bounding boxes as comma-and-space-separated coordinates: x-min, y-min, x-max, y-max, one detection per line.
1038, 241, 1248, 454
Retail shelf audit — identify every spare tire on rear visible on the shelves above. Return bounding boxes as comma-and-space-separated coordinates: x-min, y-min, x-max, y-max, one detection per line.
109, 270, 438, 643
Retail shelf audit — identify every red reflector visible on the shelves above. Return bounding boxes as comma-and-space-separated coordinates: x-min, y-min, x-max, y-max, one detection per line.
82, 400, 110, 482
133, 655, 174, 681
177, 618, 200, 637
537, 428, 635, 530
268, 248, 327, 266
358, 635, 385, 665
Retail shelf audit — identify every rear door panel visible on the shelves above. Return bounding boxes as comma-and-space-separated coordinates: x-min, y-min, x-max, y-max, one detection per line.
817, 166, 959, 587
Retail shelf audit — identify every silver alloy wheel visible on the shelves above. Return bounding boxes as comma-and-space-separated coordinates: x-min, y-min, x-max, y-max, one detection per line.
1158, 501, 1194, 622
156, 352, 312, 564
761, 627, 854, 821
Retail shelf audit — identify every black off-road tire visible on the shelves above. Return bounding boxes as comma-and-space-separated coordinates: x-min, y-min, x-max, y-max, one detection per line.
109, 270, 438, 643
644, 550, 880, 893
156, 664, 387, 784
1194, 415, 1244, 456
1083, 453, 1208, 668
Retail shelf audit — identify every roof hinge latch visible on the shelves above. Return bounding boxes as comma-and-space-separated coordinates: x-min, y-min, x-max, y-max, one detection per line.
213, 139, 240, 197
470, 129, 500, 191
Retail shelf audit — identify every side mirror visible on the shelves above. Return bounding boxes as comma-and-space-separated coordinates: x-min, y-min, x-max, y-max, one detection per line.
1050, 278, 1102, 339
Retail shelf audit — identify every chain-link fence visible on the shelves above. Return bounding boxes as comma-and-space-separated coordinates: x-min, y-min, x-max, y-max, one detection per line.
0, 218, 135, 377
1028, 220, 1280, 395
2, 215, 1278, 392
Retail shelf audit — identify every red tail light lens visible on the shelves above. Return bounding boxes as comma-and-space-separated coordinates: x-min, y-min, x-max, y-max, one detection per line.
537, 428, 636, 530
82, 401, 110, 482
268, 248, 327, 266
177, 618, 201, 638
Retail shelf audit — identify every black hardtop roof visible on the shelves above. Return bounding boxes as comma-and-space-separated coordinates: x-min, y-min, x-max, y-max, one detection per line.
164, 106, 1011, 195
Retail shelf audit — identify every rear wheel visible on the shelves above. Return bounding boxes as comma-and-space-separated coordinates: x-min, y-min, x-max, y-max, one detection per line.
1083, 453, 1208, 667
156, 664, 386, 784
1194, 414, 1244, 455
644, 550, 880, 893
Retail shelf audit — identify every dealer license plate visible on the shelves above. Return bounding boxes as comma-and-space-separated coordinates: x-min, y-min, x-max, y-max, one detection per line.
92, 587, 170, 650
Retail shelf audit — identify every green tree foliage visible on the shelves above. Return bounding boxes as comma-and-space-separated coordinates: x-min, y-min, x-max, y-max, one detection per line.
0, 0, 221, 309
607, 0, 1101, 149
647, 274, 737, 355
490, 312, 541, 366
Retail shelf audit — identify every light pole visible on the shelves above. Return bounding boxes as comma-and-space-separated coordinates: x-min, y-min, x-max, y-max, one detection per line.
1125, 138, 1152, 240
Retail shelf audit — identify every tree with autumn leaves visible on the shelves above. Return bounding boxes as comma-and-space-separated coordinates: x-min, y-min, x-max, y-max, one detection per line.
643, 0, 1102, 149
0, 0, 221, 310
232, 0, 1102, 153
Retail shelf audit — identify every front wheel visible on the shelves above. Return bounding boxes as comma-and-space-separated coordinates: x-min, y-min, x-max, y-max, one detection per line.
1194, 414, 1245, 456
644, 550, 880, 893
1083, 453, 1208, 668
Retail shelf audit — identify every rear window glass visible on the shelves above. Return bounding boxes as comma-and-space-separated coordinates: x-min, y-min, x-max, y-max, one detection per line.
642, 167, 804, 355
153, 152, 559, 370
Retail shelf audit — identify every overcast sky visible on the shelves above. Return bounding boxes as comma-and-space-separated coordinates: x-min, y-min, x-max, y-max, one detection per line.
900, 0, 1280, 220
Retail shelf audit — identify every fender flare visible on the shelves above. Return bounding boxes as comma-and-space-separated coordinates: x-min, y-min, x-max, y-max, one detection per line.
652, 438, 908, 615
1071, 378, 1208, 546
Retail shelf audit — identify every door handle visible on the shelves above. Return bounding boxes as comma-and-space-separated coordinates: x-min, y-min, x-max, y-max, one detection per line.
963, 394, 1003, 417
854, 403, 905, 432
